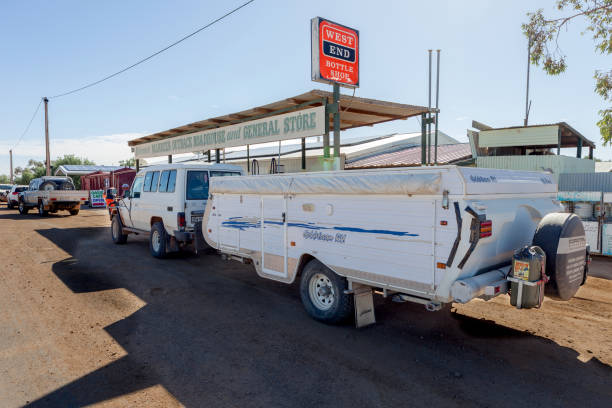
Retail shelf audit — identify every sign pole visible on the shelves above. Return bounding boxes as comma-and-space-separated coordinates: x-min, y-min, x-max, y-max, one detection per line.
333, 83, 341, 161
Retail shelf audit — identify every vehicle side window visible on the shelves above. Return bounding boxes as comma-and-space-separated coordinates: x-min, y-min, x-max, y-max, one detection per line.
131, 176, 144, 199
167, 170, 177, 193
210, 171, 241, 177
150, 171, 160, 192
159, 170, 170, 192
186, 171, 209, 200
143, 172, 153, 192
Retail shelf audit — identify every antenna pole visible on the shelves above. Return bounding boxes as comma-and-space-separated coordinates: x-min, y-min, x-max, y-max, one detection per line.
524, 38, 531, 126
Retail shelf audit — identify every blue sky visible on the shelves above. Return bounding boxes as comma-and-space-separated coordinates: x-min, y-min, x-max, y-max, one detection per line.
1, 0, 610, 174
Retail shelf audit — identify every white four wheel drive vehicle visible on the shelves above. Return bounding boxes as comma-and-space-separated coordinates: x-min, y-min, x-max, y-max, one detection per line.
203, 166, 589, 326
109, 163, 243, 258
19, 177, 88, 216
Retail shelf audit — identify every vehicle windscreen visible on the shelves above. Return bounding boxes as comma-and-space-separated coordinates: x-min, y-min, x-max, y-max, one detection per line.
186, 171, 209, 200
15, 187, 26, 193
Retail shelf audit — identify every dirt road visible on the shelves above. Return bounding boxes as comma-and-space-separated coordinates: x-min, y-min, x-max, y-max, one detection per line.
0, 208, 610, 407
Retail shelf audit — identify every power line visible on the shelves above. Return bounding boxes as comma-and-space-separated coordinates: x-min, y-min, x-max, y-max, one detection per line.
13, 98, 43, 149
50, 0, 255, 99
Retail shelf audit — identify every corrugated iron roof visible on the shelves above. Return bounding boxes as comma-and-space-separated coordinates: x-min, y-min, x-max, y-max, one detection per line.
345, 143, 472, 169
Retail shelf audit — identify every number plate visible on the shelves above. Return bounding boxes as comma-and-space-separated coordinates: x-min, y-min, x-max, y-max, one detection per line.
191, 215, 203, 223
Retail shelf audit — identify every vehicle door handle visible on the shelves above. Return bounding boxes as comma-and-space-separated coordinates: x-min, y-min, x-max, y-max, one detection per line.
167, 206, 173, 211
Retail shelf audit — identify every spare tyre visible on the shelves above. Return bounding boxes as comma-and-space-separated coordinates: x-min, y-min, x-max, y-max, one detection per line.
532, 213, 587, 300
39, 181, 57, 191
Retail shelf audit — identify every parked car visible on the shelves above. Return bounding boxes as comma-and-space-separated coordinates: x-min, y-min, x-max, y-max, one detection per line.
109, 163, 242, 258
6, 185, 27, 209
0, 184, 12, 202
19, 176, 88, 216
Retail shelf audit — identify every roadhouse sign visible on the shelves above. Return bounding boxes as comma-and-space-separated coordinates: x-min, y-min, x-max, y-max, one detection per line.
311, 17, 359, 87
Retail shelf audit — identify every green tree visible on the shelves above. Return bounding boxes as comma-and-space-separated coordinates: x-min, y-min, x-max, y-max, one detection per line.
523, 0, 612, 144
0, 174, 10, 184
119, 157, 135, 167
12, 155, 96, 188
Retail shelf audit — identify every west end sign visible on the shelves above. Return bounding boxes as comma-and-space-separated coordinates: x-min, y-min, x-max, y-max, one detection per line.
311, 17, 359, 88
133, 106, 325, 159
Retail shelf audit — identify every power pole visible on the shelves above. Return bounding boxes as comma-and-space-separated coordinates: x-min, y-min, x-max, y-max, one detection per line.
9, 150, 13, 184
43, 97, 51, 176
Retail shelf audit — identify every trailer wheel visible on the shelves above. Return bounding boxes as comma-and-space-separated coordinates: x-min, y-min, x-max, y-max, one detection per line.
299, 259, 353, 324
18, 201, 28, 215
69, 209, 79, 216
149, 222, 167, 258
111, 215, 128, 244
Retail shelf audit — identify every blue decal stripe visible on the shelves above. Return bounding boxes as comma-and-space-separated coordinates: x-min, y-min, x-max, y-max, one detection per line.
221, 217, 419, 237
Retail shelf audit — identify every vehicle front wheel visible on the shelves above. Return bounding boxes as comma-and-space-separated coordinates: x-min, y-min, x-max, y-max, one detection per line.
38, 202, 49, 216
18, 202, 29, 215
111, 215, 128, 244
149, 222, 167, 258
299, 259, 353, 324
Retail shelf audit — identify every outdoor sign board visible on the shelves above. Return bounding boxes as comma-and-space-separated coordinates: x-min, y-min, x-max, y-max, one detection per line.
311, 17, 359, 87
89, 190, 106, 208
133, 106, 325, 159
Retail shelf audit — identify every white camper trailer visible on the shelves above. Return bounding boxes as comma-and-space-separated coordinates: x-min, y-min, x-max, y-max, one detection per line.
202, 166, 588, 326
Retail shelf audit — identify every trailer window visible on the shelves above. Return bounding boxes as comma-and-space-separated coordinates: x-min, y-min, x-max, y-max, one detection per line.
150, 171, 160, 192
143, 172, 153, 192
210, 171, 241, 177
186, 171, 209, 200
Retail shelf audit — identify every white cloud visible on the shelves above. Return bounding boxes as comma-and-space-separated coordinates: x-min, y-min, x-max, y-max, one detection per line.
0, 132, 145, 175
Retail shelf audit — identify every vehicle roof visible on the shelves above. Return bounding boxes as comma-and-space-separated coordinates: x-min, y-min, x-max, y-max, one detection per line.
37, 176, 72, 180
209, 165, 557, 196
137, 163, 243, 175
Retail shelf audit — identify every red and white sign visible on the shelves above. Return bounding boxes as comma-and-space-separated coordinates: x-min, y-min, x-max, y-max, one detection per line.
311, 17, 359, 87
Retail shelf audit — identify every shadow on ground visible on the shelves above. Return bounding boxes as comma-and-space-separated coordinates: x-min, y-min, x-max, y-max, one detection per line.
26, 227, 612, 408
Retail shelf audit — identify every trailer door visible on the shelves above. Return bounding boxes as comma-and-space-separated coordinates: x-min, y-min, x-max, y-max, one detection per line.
260, 196, 287, 278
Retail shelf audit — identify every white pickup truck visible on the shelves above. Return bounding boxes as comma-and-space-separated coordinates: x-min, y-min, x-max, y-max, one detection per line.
18, 176, 88, 216
203, 166, 588, 326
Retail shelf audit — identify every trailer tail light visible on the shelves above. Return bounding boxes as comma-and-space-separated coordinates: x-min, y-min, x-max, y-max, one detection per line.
480, 220, 492, 238
177, 212, 186, 232
50, 198, 57, 201
81, 197, 87, 201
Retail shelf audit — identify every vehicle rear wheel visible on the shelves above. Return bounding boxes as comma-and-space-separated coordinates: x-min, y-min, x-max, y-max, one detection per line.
7, 201, 13, 209
18, 202, 29, 215
111, 215, 128, 244
149, 222, 167, 258
69, 209, 79, 216
38, 202, 49, 216
299, 259, 353, 324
